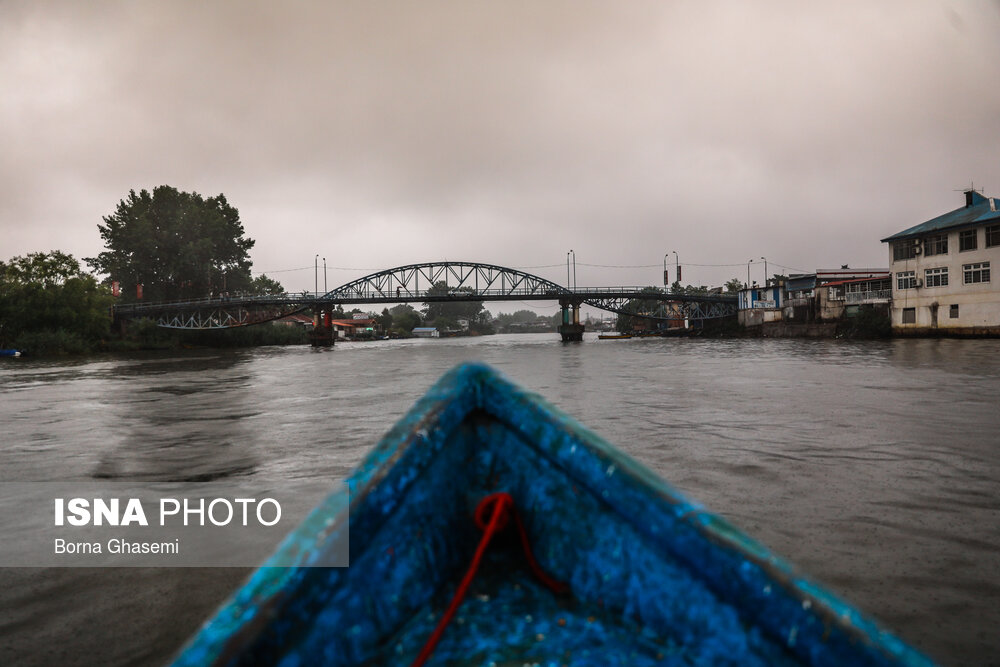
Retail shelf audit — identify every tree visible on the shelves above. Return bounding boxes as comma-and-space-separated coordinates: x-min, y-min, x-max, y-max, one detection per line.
375, 308, 393, 333
86, 186, 255, 302
670, 281, 713, 296
725, 278, 744, 293
0, 251, 113, 349
422, 281, 485, 325
249, 274, 285, 295
495, 309, 538, 329
389, 304, 422, 335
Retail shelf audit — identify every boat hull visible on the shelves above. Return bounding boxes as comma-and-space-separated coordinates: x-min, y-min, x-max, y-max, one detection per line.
172, 363, 932, 666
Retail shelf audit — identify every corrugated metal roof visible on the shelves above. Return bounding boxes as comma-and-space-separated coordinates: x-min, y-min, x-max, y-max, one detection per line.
881, 192, 1000, 242
822, 275, 890, 288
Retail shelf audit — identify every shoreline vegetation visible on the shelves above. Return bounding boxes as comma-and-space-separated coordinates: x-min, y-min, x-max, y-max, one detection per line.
3, 313, 897, 359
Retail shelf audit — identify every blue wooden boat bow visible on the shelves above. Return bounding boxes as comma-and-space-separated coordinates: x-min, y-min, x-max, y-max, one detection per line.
172, 362, 933, 666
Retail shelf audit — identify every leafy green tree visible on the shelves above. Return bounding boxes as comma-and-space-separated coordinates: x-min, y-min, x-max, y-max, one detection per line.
725, 278, 744, 292
422, 281, 486, 325
495, 309, 540, 331
249, 274, 285, 295
389, 304, 422, 334
376, 307, 393, 333
475, 310, 495, 335
86, 186, 255, 302
0, 251, 113, 349
670, 281, 714, 296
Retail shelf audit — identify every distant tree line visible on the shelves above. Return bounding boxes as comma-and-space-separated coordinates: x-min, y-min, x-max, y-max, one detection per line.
2, 186, 288, 355
0, 251, 114, 354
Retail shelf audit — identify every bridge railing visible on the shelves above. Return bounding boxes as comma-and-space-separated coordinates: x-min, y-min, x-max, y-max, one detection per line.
114, 287, 736, 311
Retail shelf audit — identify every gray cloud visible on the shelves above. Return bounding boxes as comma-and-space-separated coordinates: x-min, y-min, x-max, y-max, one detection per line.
2, 0, 999, 294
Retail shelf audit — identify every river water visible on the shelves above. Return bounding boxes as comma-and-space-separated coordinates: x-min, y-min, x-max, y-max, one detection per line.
1, 334, 998, 665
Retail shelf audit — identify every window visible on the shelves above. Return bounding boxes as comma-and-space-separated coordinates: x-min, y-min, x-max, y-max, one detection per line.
963, 262, 990, 284
902, 307, 916, 324
986, 225, 1000, 248
924, 233, 948, 256
893, 239, 918, 261
896, 271, 916, 290
950, 304, 959, 319
959, 229, 978, 251
925, 267, 948, 287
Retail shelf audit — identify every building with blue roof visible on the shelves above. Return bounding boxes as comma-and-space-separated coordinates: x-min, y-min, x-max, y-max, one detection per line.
881, 189, 1000, 335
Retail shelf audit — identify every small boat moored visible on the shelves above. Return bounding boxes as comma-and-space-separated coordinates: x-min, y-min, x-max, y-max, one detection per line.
1, 349, 22, 358
172, 362, 932, 666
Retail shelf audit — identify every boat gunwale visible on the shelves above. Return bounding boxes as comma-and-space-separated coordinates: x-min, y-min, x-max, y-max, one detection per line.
171, 362, 933, 667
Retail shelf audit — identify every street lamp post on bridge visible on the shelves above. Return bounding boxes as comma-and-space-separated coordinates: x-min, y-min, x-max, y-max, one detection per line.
566, 250, 577, 290
561, 250, 583, 342
665, 252, 680, 290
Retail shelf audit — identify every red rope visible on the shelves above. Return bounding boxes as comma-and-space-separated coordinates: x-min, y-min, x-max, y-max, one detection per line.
410, 492, 567, 667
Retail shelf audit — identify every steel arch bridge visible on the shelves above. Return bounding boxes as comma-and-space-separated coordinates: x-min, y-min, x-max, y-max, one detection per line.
111, 261, 737, 330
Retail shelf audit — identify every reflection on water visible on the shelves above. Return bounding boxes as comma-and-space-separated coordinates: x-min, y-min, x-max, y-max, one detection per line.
1, 335, 999, 665
91, 354, 260, 482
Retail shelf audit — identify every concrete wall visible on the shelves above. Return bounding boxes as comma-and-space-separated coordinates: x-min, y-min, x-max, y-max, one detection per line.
815, 288, 845, 321
739, 308, 782, 327
759, 322, 838, 338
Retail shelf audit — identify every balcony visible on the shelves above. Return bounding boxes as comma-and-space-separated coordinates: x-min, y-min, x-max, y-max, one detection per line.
844, 290, 892, 304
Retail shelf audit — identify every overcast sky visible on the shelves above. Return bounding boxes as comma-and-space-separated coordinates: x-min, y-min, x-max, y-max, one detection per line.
2, 0, 999, 300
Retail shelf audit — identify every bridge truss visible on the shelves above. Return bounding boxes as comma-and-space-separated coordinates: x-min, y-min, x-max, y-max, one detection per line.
112, 261, 737, 330
322, 261, 571, 302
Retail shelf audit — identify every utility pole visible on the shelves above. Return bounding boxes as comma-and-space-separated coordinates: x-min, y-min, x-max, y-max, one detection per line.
323, 257, 327, 293
314, 254, 319, 295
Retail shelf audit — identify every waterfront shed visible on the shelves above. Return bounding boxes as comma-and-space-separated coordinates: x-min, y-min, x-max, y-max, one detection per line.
411, 327, 440, 338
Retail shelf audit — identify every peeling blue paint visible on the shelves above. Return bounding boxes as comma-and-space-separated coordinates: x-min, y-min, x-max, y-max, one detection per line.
171, 362, 934, 667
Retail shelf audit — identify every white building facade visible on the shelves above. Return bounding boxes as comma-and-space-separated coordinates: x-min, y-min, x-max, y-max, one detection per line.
882, 190, 1000, 335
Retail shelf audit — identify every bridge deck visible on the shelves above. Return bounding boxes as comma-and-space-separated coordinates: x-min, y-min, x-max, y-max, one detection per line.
110, 262, 736, 330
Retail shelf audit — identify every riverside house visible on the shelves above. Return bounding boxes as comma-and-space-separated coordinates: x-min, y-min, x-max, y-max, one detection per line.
881, 189, 1000, 335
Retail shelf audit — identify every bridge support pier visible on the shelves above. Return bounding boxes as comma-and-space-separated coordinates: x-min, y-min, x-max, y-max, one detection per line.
310, 307, 336, 347
558, 300, 585, 342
